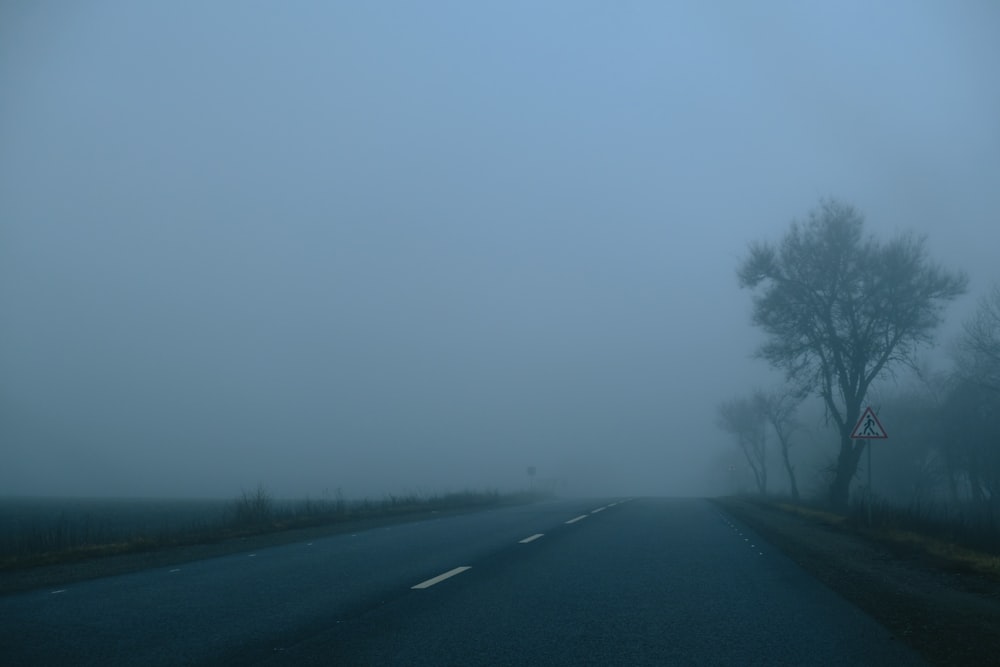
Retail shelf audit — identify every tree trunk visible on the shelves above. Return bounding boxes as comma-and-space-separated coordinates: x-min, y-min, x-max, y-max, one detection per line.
827, 398, 867, 510
781, 448, 800, 501
828, 434, 865, 510
744, 451, 766, 495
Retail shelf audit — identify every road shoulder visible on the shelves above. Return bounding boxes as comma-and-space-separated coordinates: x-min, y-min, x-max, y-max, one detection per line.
714, 496, 1000, 667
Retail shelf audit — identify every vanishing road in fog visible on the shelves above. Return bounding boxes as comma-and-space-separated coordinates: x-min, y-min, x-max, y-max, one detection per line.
1, 499, 921, 665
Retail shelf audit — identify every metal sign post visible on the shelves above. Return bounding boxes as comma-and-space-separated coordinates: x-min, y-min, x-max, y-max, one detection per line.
850, 406, 889, 526
867, 440, 872, 526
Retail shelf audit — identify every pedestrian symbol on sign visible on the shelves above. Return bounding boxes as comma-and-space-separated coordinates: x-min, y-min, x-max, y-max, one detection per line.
862, 415, 876, 436
850, 406, 888, 439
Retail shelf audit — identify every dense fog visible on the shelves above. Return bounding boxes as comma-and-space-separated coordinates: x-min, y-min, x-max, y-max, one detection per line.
2, 2, 998, 499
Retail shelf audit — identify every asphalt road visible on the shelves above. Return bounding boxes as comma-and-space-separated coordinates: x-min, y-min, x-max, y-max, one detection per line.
0, 498, 924, 666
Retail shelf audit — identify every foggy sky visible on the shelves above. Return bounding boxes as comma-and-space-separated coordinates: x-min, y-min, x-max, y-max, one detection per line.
2, 1, 999, 499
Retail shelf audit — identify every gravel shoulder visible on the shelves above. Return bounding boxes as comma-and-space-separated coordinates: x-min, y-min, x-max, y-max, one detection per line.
715, 496, 1000, 667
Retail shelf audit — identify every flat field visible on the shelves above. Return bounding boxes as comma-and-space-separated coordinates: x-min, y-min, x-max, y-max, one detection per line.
0, 496, 233, 566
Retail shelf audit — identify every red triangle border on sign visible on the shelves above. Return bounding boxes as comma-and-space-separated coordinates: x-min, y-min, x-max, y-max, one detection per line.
850, 406, 888, 439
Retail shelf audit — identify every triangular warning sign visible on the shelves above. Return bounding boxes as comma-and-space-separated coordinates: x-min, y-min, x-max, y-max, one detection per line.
850, 406, 888, 439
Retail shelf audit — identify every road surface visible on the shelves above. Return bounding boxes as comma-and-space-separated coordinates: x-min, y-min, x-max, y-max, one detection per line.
0, 498, 923, 665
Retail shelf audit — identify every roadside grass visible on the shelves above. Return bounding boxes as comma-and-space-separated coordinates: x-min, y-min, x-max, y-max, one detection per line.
0, 487, 548, 571
742, 494, 1000, 580
877, 527, 1000, 578
772, 502, 847, 527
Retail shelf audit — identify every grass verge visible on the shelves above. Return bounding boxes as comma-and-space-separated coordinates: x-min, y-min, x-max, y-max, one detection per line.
741, 495, 1000, 581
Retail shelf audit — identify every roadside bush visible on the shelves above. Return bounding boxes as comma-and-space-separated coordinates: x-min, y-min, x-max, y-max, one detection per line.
229, 484, 275, 529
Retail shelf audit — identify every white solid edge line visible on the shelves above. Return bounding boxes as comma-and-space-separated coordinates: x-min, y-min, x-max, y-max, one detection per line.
519, 533, 544, 544
412, 566, 472, 589
565, 514, 588, 524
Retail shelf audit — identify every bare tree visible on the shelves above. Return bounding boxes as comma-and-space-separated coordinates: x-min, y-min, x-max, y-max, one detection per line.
939, 378, 1000, 526
738, 199, 966, 508
754, 388, 802, 500
717, 397, 768, 495
868, 382, 950, 505
944, 285, 1000, 523
957, 284, 1000, 393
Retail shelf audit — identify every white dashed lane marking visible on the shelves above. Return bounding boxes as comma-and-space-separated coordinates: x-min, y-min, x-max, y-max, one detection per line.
565, 515, 588, 525
719, 513, 765, 556
519, 534, 544, 544
412, 566, 472, 590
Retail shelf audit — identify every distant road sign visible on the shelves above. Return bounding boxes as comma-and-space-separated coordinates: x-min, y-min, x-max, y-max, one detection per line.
850, 406, 888, 439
